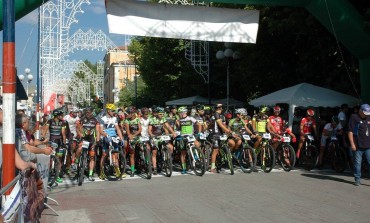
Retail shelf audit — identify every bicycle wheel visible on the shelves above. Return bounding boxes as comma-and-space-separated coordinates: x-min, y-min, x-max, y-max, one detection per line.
144, 148, 152, 179
201, 142, 211, 171
118, 150, 127, 176
302, 145, 318, 171
48, 155, 60, 187
103, 154, 115, 181
279, 144, 296, 172
331, 144, 347, 173
162, 148, 173, 177
78, 152, 87, 186
188, 145, 205, 176
262, 144, 276, 173
239, 147, 256, 173
224, 146, 234, 175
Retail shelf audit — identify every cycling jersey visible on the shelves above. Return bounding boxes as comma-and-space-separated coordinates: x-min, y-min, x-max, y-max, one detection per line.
228, 118, 246, 133
149, 116, 167, 136
301, 117, 316, 135
101, 115, 119, 137
140, 117, 150, 137
124, 117, 141, 135
46, 118, 66, 141
64, 114, 80, 138
193, 114, 204, 134
165, 113, 179, 131
80, 116, 99, 140
209, 112, 226, 135
178, 116, 197, 135
253, 115, 268, 133
268, 115, 283, 134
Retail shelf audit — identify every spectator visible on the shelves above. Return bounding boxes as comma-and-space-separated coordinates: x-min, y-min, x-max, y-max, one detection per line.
348, 104, 370, 186
15, 114, 53, 163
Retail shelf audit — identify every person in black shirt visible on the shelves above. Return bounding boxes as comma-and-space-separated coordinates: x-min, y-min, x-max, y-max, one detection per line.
348, 104, 370, 186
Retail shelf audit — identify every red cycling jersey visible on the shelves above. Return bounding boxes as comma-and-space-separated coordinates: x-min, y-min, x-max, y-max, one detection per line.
300, 117, 316, 135
268, 116, 283, 135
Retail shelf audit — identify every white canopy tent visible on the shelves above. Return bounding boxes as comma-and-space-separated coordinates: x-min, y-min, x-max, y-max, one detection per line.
249, 83, 360, 128
165, 95, 210, 106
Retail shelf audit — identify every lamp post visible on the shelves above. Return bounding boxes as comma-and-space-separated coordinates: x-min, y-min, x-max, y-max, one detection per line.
18, 69, 33, 115
216, 43, 240, 111
112, 88, 119, 103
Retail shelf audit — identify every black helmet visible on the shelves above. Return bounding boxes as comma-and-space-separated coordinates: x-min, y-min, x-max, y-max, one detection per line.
196, 104, 205, 111
52, 110, 63, 117
84, 106, 93, 113
126, 106, 136, 114
155, 107, 165, 113
169, 105, 177, 110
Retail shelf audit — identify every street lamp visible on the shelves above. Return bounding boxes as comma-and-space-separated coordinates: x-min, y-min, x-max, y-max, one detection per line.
112, 88, 119, 103
18, 68, 33, 114
216, 43, 240, 111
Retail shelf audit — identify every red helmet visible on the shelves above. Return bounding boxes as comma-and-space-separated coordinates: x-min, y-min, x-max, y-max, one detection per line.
273, 106, 281, 112
225, 113, 232, 119
307, 109, 315, 117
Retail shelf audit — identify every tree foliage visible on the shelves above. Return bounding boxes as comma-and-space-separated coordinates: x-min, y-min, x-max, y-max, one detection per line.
127, 4, 362, 106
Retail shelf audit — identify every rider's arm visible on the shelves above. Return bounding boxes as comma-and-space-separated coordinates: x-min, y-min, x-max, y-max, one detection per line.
115, 124, 124, 140
216, 119, 231, 134
133, 122, 142, 137
41, 123, 49, 139
61, 126, 67, 144
164, 122, 176, 136
95, 124, 101, 141
124, 123, 132, 138
244, 123, 254, 136
148, 125, 154, 138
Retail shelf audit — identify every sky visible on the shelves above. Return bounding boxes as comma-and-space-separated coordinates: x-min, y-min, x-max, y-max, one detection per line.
0, 0, 129, 89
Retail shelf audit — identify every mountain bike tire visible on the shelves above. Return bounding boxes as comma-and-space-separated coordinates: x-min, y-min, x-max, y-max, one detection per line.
225, 146, 234, 175
279, 144, 296, 172
188, 146, 205, 176
162, 148, 172, 177
239, 147, 256, 173
201, 143, 211, 172
262, 144, 276, 173
78, 152, 87, 186
331, 144, 347, 173
302, 145, 318, 171
48, 155, 60, 187
144, 148, 152, 179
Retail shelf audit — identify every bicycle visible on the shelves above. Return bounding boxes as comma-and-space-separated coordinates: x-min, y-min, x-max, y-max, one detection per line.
215, 134, 234, 175
234, 134, 257, 173
60, 140, 71, 177
254, 133, 276, 173
198, 131, 211, 171
102, 136, 127, 180
155, 135, 173, 177
48, 142, 60, 187
76, 140, 91, 186
300, 134, 318, 171
327, 134, 347, 173
134, 136, 152, 179
275, 135, 296, 172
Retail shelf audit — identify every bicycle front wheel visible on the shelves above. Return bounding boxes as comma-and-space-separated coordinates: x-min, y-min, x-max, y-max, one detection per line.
331, 144, 347, 173
188, 145, 206, 176
144, 148, 152, 179
262, 144, 276, 173
239, 146, 256, 173
78, 152, 87, 186
48, 155, 60, 187
201, 142, 211, 172
224, 146, 234, 175
279, 144, 296, 172
162, 148, 173, 177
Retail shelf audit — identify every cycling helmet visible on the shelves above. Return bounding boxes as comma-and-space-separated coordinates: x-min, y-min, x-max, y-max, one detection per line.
106, 103, 116, 111
178, 106, 188, 113
155, 107, 165, 114
307, 108, 315, 117
196, 104, 205, 111
126, 106, 136, 114
169, 105, 177, 110
225, 112, 232, 119
260, 106, 269, 113
273, 106, 281, 112
52, 110, 63, 117
84, 106, 94, 113
235, 108, 247, 116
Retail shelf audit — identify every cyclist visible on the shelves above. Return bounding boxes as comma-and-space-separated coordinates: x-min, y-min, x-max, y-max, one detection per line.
175, 106, 202, 174
267, 106, 284, 150
318, 116, 343, 169
296, 108, 318, 160
76, 107, 100, 181
193, 104, 206, 134
140, 107, 150, 138
99, 104, 125, 180
252, 107, 269, 149
165, 105, 179, 131
64, 108, 80, 172
41, 109, 67, 183
228, 108, 256, 168
148, 106, 176, 175
124, 106, 142, 177
208, 104, 232, 173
